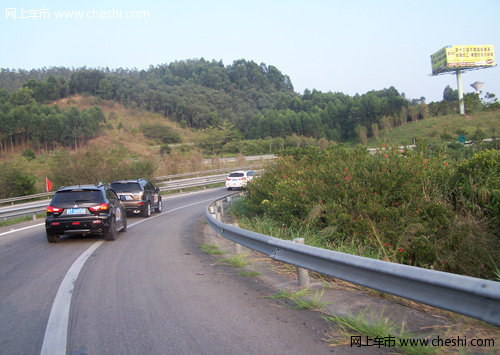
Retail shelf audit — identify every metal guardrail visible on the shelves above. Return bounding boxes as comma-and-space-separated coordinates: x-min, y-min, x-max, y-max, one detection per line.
205, 195, 500, 326
160, 174, 227, 191
0, 192, 54, 205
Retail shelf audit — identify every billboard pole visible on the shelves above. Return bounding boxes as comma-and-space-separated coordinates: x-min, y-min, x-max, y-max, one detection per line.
456, 70, 465, 115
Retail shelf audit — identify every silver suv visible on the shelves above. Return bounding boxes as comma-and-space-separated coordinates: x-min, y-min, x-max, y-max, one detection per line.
110, 179, 163, 217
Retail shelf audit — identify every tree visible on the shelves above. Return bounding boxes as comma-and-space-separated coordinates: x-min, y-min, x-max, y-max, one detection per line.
443, 85, 458, 102
97, 78, 114, 99
354, 124, 368, 144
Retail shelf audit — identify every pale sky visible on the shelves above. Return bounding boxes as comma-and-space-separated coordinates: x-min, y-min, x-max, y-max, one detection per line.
1, 0, 499, 102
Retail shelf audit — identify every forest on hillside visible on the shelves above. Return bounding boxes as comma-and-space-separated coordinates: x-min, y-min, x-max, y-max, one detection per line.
0, 58, 499, 154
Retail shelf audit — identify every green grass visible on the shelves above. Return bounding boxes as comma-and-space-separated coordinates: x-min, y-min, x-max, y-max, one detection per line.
237, 270, 261, 277
323, 308, 436, 354
216, 253, 249, 268
0, 213, 45, 227
237, 215, 381, 260
268, 288, 328, 311
200, 244, 225, 255
367, 111, 499, 146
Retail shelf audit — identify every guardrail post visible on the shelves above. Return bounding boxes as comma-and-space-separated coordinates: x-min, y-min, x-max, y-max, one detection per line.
293, 238, 310, 287
233, 222, 242, 254
215, 201, 221, 220
219, 200, 225, 217
209, 206, 215, 215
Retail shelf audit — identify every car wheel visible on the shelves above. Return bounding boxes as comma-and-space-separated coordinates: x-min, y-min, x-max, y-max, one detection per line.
46, 232, 59, 243
155, 198, 163, 213
120, 212, 127, 232
143, 202, 151, 218
227, 187, 232, 191
104, 217, 117, 241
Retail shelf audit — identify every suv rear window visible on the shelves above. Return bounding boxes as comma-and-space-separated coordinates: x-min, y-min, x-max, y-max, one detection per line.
52, 190, 103, 203
228, 173, 244, 177
110, 182, 142, 193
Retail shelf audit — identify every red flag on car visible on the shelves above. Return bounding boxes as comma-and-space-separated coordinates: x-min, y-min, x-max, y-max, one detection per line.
46, 177, 53, 192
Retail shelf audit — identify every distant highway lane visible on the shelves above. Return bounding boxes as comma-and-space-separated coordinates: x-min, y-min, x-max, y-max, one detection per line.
0, 188, 334, 354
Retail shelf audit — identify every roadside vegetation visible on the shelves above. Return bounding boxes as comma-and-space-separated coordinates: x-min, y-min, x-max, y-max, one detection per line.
268, 288, 328, 311
234, 144, 499, 279
324, 309, 436, 354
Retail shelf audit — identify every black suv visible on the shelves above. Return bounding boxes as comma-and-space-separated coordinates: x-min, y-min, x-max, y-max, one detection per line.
110, 179, 163, 217
45, 184, 127, 243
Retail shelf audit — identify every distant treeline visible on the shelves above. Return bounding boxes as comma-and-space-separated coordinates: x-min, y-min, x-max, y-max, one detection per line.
0, 59, 497, 148
0, 88, 105, 153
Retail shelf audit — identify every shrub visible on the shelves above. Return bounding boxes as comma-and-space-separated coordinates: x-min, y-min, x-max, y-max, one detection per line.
243, 145, 499, 278
141, 123, 181, 144
0, 160, 37, 198
450, 149, 500, 233
22, 149, 36, 161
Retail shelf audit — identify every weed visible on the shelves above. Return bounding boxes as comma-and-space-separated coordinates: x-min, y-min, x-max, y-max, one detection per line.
216, 253, 249, 268
200, 244, 225, 255
237, 270, 261, 277
323, 308, 436, 354
268, 288, 328, 311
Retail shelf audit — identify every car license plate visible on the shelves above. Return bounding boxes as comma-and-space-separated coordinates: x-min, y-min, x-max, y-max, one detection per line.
67, 208, 85, 215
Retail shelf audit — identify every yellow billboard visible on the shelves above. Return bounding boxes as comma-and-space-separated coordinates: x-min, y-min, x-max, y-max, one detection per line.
431, 45, 495, 75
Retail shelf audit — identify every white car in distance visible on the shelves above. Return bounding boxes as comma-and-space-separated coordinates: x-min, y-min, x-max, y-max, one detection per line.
225, 170, 256, 190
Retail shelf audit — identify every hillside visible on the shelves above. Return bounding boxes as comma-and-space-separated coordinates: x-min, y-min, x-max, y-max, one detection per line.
54, 95, 195, 156
367, 110, 500, 146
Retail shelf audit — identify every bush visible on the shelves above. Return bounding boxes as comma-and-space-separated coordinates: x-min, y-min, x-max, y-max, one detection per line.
160, 144, 171, 155
141, 123, 181, 144
0, 160, 37, 198
451, 149, 500, 233
22, 149, 36, 161
243, 145, 499, 278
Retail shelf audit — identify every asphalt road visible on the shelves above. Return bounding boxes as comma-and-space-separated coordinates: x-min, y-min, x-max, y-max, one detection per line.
0, 188, 334, 354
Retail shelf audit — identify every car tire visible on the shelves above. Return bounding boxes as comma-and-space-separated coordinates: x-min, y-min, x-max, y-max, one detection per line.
46, 232, 59, 243
104, 217, 117, 241
227, 187, 232, 191
155, 198, 163, 213
120, 213, 127, 232
143, 202, 151, 218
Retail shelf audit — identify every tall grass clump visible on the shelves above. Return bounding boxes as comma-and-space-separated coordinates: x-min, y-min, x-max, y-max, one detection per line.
241, 145, 499, 279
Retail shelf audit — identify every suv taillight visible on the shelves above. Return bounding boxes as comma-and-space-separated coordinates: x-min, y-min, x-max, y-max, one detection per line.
46, 206, 63, 213
89, 203, 109, 212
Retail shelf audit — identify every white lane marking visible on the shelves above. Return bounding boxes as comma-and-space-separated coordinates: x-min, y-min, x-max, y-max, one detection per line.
0, 223, 44, 236
39, 195, 218, 354
41, 241, 104, 355
166, 197, 217, 213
